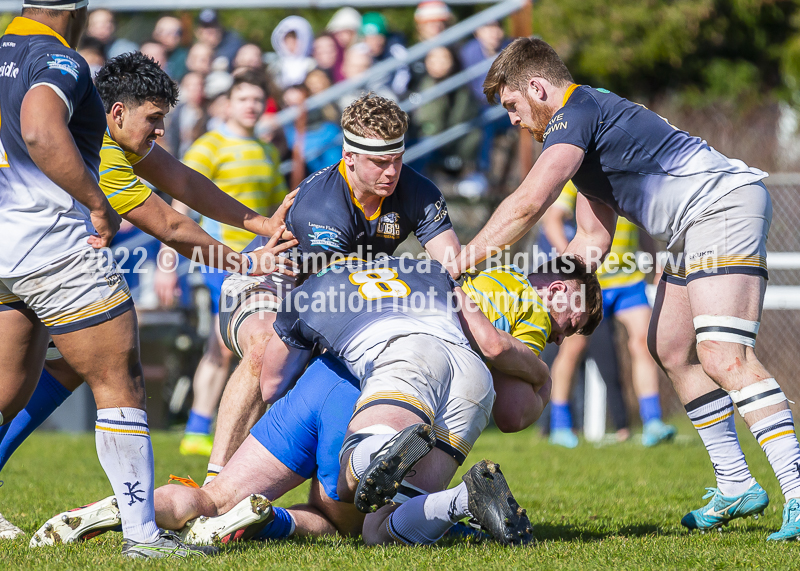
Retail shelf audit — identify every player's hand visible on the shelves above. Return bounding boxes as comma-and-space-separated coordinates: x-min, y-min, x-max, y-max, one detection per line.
248, 225, 299, 276
87, 202, 121, 249
265, 189, 298, 239
154, 266, 181, 308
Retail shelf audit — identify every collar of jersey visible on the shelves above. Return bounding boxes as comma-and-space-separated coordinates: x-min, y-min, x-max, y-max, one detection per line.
338, 159, 386, 222
4, 17, 70, 48
562, 84, 580, 107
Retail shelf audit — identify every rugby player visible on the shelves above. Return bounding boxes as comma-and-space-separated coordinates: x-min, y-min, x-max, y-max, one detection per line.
457, 37, 800, 539
203, 94, 462, 485
0, 51, 294, 544
541, 181, 676, 448
0, 3, 216, 557
33, 255, 601, 546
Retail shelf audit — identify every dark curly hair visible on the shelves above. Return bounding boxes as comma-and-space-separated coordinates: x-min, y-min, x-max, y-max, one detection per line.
95, 52, 179, 113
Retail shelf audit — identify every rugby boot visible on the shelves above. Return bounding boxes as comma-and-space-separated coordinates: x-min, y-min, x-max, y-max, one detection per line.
354, 423, 436, 513
462, 459, 533, 545
122, 530, 218, 559
179, 494, 273, 545
180, 433, 214, 456
681, 483, 769, 531
767, 498, 800, 541
548, 428, 578, 449
30, 495, 121, 546
0, 512, 24, 540
642, 419, 677, 447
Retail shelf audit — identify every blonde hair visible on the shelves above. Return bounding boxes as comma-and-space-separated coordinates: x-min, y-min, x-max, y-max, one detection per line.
341, 93, 408, 140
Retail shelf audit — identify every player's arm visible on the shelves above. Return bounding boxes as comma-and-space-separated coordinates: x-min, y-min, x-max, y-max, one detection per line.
565, 192, 616, 272
20, 86, 120, 248
423, 229, 461, 277
259, 335, 312, 404
132, 144, 296, 237
457, 143, 584, 274
455, 288, 549, 390
123, 192, 297, 275
541, 202, 573, 254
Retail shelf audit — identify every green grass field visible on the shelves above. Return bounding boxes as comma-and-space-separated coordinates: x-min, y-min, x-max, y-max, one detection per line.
0, 419, 797, 570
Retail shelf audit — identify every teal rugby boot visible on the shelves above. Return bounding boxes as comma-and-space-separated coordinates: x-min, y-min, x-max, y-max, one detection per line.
681, 482, 769, 531
767, 498, 800, 541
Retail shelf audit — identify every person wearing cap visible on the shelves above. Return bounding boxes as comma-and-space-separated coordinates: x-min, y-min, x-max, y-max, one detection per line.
414, 1, 453, 42
361, 12, 410, 97
0, 2, 209, 558
204, 94, 461, 489
195, 8, 243, 72
326, 6, 362, 50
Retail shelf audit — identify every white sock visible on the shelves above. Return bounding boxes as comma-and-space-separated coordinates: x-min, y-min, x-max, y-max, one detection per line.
685, 389, 754, 496
385, 482, 471, 545
95, 408, 160, 543
749, 409, 800, 500
349, 433, 394, 482
204, 463, 224, 486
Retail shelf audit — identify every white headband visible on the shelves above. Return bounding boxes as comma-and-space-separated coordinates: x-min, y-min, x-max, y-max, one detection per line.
343, 130, 404, 155
23, 0, 88, 8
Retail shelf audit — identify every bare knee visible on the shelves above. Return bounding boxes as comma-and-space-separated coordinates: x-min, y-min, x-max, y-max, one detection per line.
696, 341, 750, 388
240, 328, 273, 379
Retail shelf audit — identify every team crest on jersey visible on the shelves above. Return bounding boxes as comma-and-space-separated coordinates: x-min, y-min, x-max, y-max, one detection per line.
47, 54, 79, 80
377, 212, 401, 239
308, 224, 342, 250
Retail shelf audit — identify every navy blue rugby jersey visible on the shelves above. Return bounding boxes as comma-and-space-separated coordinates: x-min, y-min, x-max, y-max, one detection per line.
245, 159, 451, 259
0, 17, 106, 276
273, 256, 469, 377
541, 85, 766, 247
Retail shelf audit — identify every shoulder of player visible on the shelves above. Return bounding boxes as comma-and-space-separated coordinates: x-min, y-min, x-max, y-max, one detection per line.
397, 163, 440, 196
25, 38, 88, 74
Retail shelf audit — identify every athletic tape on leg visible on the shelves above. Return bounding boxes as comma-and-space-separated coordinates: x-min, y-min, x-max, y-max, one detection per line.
729, 378, 788, 415
693, 315, 760, 347
338, 424, 396, 464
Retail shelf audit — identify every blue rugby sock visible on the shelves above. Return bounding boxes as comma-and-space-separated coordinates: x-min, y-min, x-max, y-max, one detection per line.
638, 394, 662, 424
550, 402, 573, 432
0, 368, 71, 472
185, 410, 212, 435
252, 507, 296, 541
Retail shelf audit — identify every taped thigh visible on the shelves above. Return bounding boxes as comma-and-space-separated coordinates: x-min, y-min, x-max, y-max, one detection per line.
693, 315, 759, 347
223, 296, 281, 358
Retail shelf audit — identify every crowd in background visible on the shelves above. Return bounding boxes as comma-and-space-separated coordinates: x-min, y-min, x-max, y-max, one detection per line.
77, 4, 513, 190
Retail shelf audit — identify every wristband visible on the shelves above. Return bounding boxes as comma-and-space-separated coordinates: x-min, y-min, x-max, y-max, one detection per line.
243, 252, 255, 276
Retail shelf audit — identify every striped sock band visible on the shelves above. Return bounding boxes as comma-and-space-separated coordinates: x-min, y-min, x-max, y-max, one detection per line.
750, 409, 800, 500
203, 463, 224, 486
685, 389, 754, 496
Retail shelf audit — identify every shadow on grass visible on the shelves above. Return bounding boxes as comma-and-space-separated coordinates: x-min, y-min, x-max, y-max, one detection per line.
532, 522, 682, 542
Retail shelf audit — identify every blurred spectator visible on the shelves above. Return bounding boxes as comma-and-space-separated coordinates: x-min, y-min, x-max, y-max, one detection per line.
267, 16, 315, 89
205, 66, 234, 132
233, 43, 264, 72
77, 37, 105, 78
196, 9, 244, 71
85, 8, 138, 59
459, 21, 512, 172
312, 34, 345, 83
326, 7, 362, 50
414, 1, 452, 41
140, 41, 168, 70
361, 12, 410, 96
337, 43, 394, 109
186, 42, 213, 76
305, 69, 340, 123
409, 46, 480, 179
283, 84, 342, 174
164, 72, 208, 158
153, 16, 189, 80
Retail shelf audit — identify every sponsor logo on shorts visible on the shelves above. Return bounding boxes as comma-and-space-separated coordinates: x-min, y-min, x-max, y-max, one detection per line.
105, 271, 123, 288
47, 54, 80, 80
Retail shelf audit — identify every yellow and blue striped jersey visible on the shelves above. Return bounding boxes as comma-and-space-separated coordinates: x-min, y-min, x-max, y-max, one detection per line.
554, 181, 645, 289
183, 127, 288, 252
462, 265, 551, 356
99, 130, 153, 214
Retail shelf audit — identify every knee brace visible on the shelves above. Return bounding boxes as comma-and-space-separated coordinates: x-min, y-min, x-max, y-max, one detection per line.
729, 378, 789, 415
338, 424, 396, 464
693, 315, 759, 348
